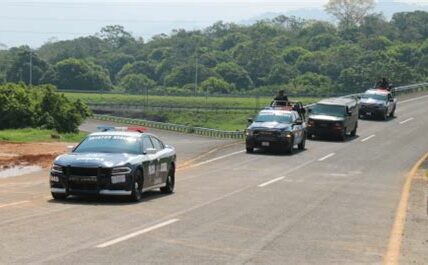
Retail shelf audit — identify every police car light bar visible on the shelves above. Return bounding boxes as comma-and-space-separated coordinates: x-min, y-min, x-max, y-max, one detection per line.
96, 125, 148, 133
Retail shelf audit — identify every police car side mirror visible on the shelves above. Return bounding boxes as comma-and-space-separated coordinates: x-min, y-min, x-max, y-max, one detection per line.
247, 118, 253, 123
145, 148, 157, 155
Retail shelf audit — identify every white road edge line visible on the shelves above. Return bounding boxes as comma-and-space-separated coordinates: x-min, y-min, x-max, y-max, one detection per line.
399, 117, 414, 125
0, 200, 30, 209
318, 153, 336, 162
191, 150, 245, 168
361, 134, 376, 142
258, 177, 285, 188
398, 94, 428, 104
96, 219, 179, 248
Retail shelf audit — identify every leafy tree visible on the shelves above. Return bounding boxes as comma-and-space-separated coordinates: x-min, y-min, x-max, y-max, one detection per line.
325, 0, 375, 27
214, 62, 253, 89
266, 63, 299, 85
100, 25, 136, 49
282, 47, 310, 65
6, 48, 49, 85
200, 77, 234, 94
116, 61, 156, 81
288, 73, 333, 95
44, 58, 112, 91
119, 74, 156, 93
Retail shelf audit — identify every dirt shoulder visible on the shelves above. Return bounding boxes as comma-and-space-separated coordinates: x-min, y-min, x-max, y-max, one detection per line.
0, 141, 71, 169
400, 158, 428, 264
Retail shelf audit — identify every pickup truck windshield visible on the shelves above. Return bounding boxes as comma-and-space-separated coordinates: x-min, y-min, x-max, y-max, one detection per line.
255, 114, 292, 123
74, 135, 141, 154
311, 104, 346, 117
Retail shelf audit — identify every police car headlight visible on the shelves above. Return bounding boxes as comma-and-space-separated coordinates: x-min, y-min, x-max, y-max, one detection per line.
245, 130, 253, 137
111, 167, 132, 175
51, 164, 62, 174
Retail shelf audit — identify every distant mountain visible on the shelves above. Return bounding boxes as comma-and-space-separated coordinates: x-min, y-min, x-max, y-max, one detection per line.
242, 0, 428, 24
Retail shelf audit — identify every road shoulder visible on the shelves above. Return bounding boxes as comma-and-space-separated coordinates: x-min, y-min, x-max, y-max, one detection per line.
400, 158, 428, 265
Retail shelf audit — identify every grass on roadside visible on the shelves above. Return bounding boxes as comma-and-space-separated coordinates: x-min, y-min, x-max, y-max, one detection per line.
0, 128, 87, 143
63, 92, 319, 109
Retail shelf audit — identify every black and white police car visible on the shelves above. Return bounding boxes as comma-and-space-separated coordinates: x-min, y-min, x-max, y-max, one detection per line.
50, 126, 176, 202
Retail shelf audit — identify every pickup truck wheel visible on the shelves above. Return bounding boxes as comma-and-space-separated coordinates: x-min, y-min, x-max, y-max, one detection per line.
339, 128, 346, 141
350, 122, 357, 136
286, 137, 294, 154
298, 134, 306, 150
246, 147, 254, 153
130, 170, 143, 202
51, 192, 68, 200
160, 166, 175, 194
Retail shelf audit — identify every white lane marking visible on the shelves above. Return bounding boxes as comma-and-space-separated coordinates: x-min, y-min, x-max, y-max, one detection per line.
398, 94, 428, 104
361, 134, 376, 142
399, 117, 414, 125
191, 150, 245, 168
258, 177, 285, 188
0, 200, 30, 209
96, 219, 179, 248
318, 153, 335, 162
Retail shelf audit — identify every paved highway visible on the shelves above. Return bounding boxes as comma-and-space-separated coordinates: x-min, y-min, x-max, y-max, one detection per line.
0, 94, 427, 264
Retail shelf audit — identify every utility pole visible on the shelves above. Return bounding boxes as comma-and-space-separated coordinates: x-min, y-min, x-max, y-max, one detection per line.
194, 48, 198, 96
29, 49, 33, 87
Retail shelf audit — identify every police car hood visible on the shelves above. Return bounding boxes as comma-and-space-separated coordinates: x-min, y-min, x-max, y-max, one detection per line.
249, 122, 292, 131
309, 114, 344, 122
360, 98, 385, 105
54, 152, 142, 168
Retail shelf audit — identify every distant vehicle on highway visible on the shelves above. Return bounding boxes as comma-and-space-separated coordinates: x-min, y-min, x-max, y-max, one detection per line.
245, 101, 307, 154
307, 97, 358, 141
50, 126, 176, 202
359, 89, 397, 120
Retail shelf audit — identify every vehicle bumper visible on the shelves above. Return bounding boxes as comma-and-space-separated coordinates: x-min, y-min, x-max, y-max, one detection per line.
246, 136, 293, 149
307, 126, 344, 137
359, 106, 386, 117
49, 172, 133, 196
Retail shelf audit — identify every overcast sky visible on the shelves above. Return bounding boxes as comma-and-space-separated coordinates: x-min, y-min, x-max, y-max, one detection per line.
1, 0, 427, 48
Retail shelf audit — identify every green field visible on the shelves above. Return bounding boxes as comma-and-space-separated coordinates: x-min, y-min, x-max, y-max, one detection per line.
0, 129, 87, 143
63, 92, 320, 130
63, 92, 319, 108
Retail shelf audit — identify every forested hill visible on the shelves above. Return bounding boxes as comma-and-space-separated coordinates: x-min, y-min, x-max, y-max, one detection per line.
1, 11, 428, 96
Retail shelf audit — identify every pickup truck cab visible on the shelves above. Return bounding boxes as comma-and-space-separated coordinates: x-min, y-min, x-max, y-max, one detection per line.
359, 89, 396, 120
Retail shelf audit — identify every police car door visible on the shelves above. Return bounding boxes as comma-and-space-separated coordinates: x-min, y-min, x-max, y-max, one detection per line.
292, 112, 303, 144
150, 136, 168, 186
142, 136, 158, 187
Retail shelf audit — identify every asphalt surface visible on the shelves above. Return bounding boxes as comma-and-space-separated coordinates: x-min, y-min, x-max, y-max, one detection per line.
0, 94, 427, 264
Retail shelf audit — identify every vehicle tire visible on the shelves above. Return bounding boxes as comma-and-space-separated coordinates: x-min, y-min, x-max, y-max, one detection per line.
51, 192, 68, 200
339, 128, 346, 141
160, 166, 175, 194
130, 170, 143, 202
298, 133, 306, 150
382, 110, 388, 121
286, 137, 294, 154
350, 122, 357, 137
390, 107, 396, 118
246, 147, 254, 153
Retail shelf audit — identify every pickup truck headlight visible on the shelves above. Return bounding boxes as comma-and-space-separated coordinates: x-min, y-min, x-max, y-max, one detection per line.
245, 130, 253, 137
111, 167, 132, 175
51, 164, 62, 174
281, 131, 293, 138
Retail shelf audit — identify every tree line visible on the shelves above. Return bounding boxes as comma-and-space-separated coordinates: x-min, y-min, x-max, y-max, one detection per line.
1, 9, 428, 96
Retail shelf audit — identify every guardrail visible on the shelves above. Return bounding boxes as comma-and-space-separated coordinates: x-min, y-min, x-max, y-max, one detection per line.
92, 83, 428, 139
93, 114, 245, 139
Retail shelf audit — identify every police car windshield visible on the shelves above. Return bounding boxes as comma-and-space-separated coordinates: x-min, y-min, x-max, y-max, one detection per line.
311, 104, 346, 117
361, 93, 387, 101
74, 135, 141, 154
255, 114, 292, 123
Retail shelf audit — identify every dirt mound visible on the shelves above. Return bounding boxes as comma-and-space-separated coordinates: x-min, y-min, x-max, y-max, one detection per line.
0, 141, 71, 169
